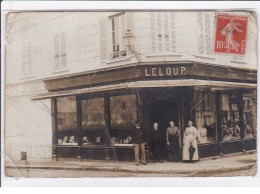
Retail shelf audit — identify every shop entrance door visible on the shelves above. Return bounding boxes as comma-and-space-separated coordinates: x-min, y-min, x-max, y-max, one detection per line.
149, 97, 180, 159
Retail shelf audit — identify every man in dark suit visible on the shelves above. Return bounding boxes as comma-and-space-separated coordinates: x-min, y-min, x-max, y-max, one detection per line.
133, 120, 147, 166
151, 122, 163, 163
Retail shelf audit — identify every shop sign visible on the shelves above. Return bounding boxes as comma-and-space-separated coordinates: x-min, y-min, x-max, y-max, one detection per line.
144, 66, 186, 77
214, 14, 248, 55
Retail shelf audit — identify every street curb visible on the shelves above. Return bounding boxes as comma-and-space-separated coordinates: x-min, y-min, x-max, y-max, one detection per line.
5, 163, 256, 175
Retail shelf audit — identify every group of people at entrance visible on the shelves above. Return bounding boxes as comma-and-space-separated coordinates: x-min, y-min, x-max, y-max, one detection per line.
133, 120, 199, 166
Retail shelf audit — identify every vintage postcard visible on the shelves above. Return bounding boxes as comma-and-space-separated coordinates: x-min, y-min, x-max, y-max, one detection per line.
2, 6, 257, 180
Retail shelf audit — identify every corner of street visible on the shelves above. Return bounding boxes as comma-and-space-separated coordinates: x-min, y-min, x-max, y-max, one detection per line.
5, 151, 257, 177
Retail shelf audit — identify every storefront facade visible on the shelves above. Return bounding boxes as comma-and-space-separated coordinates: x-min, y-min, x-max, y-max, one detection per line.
5, 11, 257, 162
33, 62, 257, 161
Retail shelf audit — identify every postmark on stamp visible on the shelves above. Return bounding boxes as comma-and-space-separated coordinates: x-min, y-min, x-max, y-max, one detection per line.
214, 14, 248, 55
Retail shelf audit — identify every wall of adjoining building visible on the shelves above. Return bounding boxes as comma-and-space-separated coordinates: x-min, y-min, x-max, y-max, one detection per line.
5, 96, 52, 161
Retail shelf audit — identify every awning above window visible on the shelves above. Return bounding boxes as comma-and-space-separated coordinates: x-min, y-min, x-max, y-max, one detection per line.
31, 79, 257, 101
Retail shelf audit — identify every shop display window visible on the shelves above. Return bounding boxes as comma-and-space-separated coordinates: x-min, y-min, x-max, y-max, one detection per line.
194, 91, 217, 144
81, 97, 107, 145
82, 97, 105, 130
220, 92, 241, 141
243, 90, 257, 139
56, 96, 78, 146
110, 94, 137, 145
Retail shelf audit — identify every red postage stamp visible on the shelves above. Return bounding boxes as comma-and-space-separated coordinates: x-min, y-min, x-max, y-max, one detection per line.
214, 14, 248, 55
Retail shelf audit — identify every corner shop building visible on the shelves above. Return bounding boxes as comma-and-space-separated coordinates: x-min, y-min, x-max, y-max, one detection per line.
32, 61, 257, 161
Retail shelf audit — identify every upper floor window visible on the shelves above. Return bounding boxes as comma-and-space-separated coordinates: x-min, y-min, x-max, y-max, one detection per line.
99, 12, 134, 61
54, 32, 67, 70
151, 12, 176, 53
111, 13, 127, 59
21, 42, 32, 76
197, 12, 212, 55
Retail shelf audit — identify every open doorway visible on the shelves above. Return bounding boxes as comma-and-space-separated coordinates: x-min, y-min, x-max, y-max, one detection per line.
149, 97, 180, 159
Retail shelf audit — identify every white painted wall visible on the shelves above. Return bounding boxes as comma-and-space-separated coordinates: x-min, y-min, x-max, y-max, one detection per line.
5, 11, 257, 84
5, 97, 52, 161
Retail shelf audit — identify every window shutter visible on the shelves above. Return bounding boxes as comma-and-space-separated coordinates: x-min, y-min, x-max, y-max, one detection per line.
54, 34, 60, 69
60, 32, 66, 51
205, 14, 210, 34
151, 12, 156, 53
205, 35, 211, 55
197, 12, 203, 33
21, 42, 33, 76
60, 32, 67, 68
27, 43, 32, 75
164, 12, 169, 52
198, 34, 204, 54
204, 14, 211, 55
99, 19, 107, 61
21, 43, 27, 75
170, 12, 176, 52
120, 14, 126, 51
157, 12, 162, 52
22, 43, 26, 60
22, 60, 27, 76
164, 12, 169, 32
27, 59, 32, 75
126, 12, 134, 31
54, 33, 59, 51
197, 12, 204, 54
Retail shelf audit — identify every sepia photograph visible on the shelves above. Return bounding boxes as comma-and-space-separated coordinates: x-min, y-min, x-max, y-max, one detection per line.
2, 4, 257, 180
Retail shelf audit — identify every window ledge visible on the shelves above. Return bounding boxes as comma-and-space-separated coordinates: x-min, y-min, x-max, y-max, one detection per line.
106, 56, 131, 65
52, 69, 70, 74
230, 60, 247, 65
20, 75, 35, 80
146, 53, 182, 57
194, 55, 215, 60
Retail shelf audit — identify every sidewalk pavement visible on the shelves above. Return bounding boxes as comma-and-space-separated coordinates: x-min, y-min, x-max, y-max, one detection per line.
5, 151, 257, 175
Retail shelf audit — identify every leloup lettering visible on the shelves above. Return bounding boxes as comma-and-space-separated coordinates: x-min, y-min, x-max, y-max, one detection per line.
144, 66, 186, 77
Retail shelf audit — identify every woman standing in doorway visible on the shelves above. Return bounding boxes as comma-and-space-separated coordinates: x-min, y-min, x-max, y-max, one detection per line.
166, 121, 181, 162
182, 120, 199, 162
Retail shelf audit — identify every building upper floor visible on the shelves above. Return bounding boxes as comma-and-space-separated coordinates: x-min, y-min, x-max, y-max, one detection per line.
5, 11, 257, 86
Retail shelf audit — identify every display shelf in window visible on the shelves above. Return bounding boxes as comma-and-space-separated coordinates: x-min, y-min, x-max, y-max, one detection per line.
81, 133, 109, 146
57, 135, 78, 146
244, 124, 256, 139
221, 122, 241, 142
110, 135, 133, 145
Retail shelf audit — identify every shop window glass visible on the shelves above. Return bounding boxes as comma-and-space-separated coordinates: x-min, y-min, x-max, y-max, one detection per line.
82, 97, 105, 130
194, 91, 217, 144
81, 97, 107, 146
56, 96, 77, 146
220, 92, 241, 141
243, 90, 257, 139
110, 94, 137, 145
